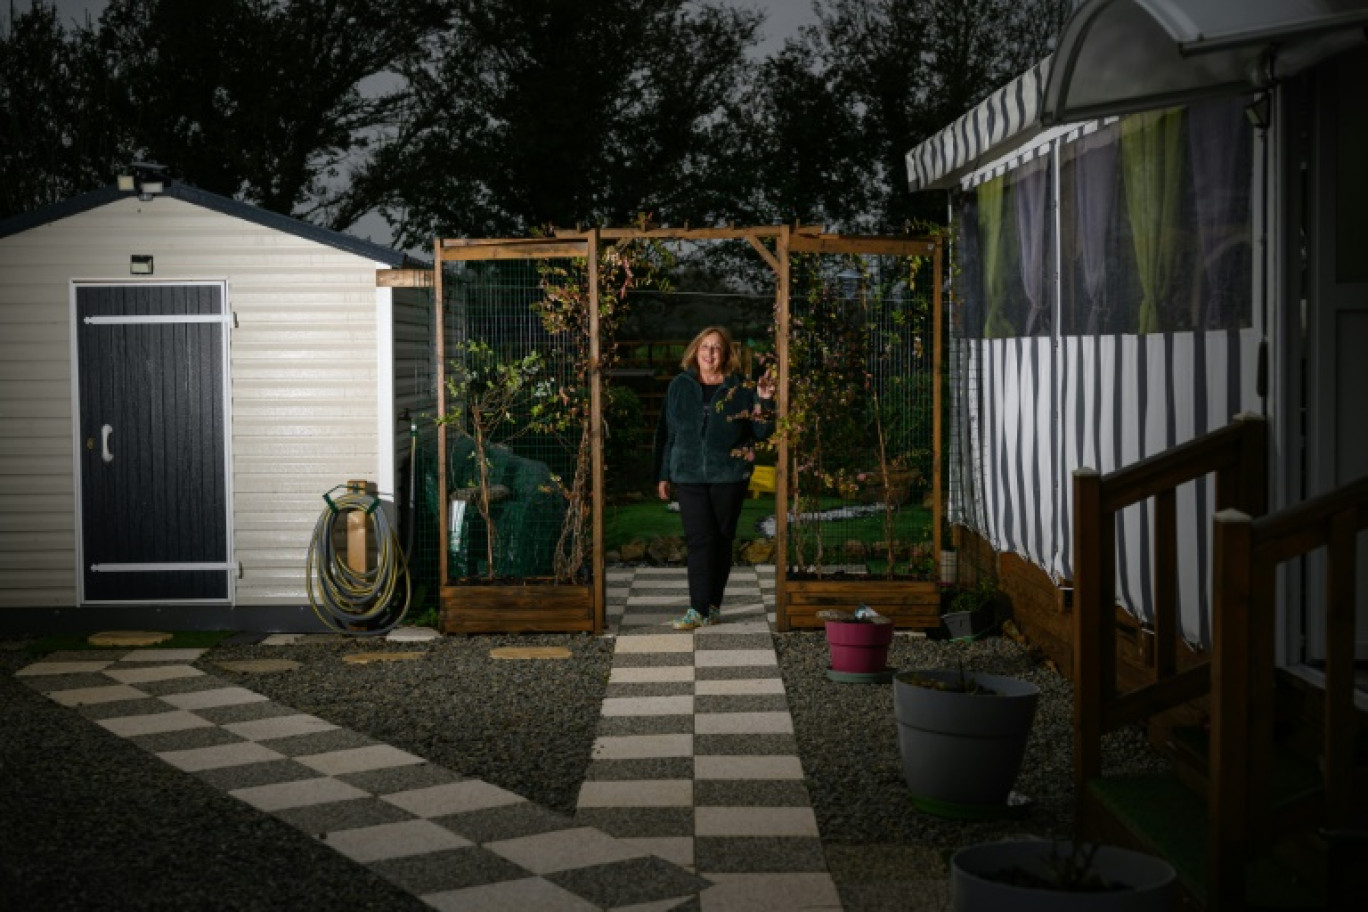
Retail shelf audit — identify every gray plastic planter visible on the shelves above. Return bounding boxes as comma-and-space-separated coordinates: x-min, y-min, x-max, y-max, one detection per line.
893, 670, 1040, 811
951, 840, 1176, 911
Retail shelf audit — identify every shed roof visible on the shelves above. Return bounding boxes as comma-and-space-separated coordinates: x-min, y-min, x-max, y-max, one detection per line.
0, 181, 425, 269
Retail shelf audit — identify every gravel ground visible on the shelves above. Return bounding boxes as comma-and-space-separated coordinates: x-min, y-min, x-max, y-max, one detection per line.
1, 618, 1168, 911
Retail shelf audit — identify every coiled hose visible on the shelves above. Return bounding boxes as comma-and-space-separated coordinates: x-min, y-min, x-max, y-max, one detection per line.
306, 487, 410, 634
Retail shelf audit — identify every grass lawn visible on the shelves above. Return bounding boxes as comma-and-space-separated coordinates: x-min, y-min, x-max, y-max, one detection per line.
604, 494, 933, 570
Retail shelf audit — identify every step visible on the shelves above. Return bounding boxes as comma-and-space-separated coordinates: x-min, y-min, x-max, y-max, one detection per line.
1087, 772, 1325, 909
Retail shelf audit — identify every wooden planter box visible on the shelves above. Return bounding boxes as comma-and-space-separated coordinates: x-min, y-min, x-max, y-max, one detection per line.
784, 578, 941, 629
440, 580, 596, 634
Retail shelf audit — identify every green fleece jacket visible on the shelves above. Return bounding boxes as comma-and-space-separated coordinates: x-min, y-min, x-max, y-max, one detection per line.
653, 371, 774, 485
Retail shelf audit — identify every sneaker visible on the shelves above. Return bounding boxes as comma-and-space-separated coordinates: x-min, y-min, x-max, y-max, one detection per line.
671, 608, 717, 630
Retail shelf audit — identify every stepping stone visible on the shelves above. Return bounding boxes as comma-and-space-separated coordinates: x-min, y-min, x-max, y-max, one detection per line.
88, 630, 172, 647
341, 652, 424, 665
386, 626, 442, 643
214, 659, 301, 674
489, 646, 572, 660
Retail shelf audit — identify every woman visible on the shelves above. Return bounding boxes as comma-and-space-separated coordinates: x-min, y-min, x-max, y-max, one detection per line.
653, 326, 775, 630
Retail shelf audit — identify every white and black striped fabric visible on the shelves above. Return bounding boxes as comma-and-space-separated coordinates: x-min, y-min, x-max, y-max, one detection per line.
952, 329, 1261, 647
905, 58, 1052, 192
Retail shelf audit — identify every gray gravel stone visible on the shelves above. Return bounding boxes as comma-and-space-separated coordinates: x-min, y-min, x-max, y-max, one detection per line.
3, 612, 1169, 912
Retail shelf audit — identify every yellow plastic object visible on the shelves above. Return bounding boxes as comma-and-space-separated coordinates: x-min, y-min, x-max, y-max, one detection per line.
748, 465, 776, 498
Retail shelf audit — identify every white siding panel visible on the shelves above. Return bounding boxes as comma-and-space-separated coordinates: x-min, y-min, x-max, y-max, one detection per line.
0, 531, 74, 552
0, 194, 391, 609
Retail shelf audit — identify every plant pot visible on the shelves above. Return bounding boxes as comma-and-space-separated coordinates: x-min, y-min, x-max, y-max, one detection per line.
893, 670, 1039, 812
951, 840, 1176, 911
942, 607, 994, 640
824, 619, 894, 674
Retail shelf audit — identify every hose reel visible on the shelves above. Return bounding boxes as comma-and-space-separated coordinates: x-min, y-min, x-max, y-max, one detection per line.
306, 480, 410, 634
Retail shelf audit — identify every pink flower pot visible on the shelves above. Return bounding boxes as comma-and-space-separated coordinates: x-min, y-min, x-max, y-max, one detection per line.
824, 619, 894, 674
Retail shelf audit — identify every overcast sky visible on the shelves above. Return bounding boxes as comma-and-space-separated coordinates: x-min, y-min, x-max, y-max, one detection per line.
34, 0, 821, 57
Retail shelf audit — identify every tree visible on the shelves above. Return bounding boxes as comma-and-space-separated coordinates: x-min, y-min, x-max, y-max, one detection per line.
746, 0, 1072, 234
348, 0, 763, 246
94, 0, 446, 223
730, 42, 873, 230
0, 1, 131, 218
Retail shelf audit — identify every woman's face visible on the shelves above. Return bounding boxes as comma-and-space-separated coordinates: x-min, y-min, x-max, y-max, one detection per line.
697, 333, 726, 375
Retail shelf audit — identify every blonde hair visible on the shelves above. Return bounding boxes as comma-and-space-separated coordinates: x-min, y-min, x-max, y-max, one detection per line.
680, 325, 740, 375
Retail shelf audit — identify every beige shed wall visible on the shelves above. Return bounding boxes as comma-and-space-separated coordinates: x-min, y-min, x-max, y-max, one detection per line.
0, 195, 392, 608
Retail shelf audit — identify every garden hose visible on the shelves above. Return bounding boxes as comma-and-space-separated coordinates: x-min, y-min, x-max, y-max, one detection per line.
306, 485, 410, 635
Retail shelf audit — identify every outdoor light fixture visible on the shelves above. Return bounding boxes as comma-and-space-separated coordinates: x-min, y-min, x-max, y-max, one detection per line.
119, 162, 170, 200
130, 255, 154, 275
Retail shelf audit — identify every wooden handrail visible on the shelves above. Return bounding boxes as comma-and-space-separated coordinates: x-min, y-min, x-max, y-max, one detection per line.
1074, 413, 1268, 797
1098, 413, 1263, 513
1208, 473, 1368, 910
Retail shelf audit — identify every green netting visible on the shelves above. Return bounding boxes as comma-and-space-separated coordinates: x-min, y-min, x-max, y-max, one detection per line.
407, 426, 441, 618
441, 259, 588, 582
784, 254, 937, 578
445, 436, 565, 578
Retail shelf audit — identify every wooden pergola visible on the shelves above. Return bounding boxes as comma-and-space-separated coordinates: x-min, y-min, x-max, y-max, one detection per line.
431, 225, 943, 634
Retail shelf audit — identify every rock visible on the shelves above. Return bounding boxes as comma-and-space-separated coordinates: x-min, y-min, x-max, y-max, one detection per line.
386, 626, 441, 643
740, 538, 776, 564
341, 652, 425, 665
214, 659, 301, 674
87, 631, 172, 647
646, 536, 674, 564
489, 646, 572, 660
619, 539, 647, 562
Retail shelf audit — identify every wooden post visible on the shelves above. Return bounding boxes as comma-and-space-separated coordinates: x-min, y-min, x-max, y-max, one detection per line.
1324, 506, 1358, 830
1153, 487, 1177, 679
1072, 468, 1104, 804
775, 225, 792, 632
346, 479, 375, 573
588, 229, 605, 636
931, 237, 943, 565
1209, 507, 1253, 912
434, 243, 448, 588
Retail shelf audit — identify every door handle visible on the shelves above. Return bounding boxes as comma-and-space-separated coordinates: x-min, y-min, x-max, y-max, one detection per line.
101, 424, 114, 463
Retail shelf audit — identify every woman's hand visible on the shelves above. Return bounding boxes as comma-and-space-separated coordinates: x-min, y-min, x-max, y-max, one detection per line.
757, 368, 776, 400
657, 480, 671, 501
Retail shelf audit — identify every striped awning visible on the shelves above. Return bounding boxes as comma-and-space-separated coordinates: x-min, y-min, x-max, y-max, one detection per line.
903, 58, 1051, 193
905, 0, 1368, 193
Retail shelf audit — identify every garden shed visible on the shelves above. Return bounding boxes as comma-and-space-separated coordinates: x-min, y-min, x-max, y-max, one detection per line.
0, 173, 432, 631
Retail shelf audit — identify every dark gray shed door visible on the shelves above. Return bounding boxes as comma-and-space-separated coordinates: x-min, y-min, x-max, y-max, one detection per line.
76, 284, 231, 601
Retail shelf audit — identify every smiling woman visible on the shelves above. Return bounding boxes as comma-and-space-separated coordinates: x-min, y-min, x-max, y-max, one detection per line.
654, 324, 775, 629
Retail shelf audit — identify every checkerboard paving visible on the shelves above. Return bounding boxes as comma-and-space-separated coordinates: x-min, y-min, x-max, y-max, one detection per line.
586, 566, 842, 910
16, 565, 842, 911
16, 646, 710, 911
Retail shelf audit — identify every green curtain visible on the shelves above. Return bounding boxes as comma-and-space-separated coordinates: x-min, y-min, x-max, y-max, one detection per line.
1121, 108, 1184, 334
978, 176, 1014, 338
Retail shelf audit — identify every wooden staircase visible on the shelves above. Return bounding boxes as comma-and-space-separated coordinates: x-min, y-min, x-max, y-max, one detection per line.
1072, 414, 1368, 909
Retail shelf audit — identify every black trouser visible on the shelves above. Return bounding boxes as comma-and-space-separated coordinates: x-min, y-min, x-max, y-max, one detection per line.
676, 481, 749, 614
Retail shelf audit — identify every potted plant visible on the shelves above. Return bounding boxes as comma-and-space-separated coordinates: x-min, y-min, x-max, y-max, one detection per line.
951, 839, 1176, 911
941, 580, 1000, 641
893, 662, 1039, 815
818, 605, 894, 682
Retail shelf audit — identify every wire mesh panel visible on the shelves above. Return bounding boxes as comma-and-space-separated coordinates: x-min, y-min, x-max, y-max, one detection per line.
782, 253, 938, 579
441, 259, 585, 583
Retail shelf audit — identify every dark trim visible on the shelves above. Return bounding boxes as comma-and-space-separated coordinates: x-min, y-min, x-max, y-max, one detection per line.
5, 604, 334, 635
0, 183, 427, 269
